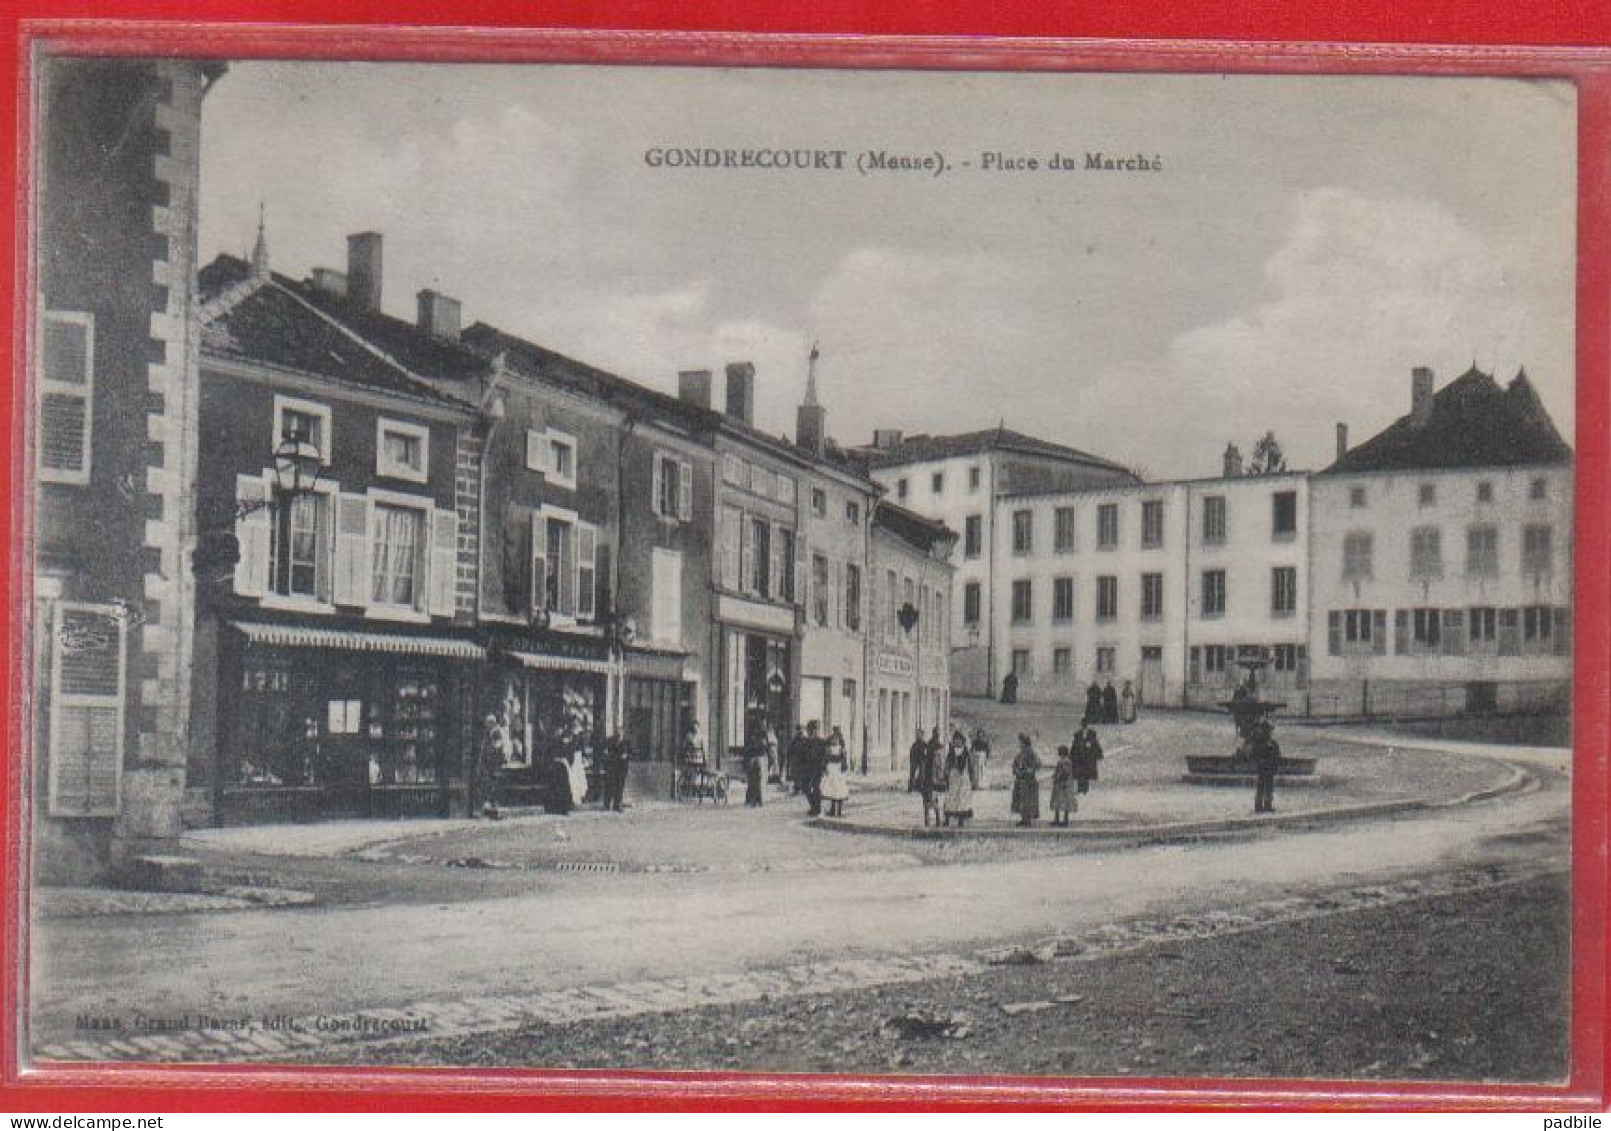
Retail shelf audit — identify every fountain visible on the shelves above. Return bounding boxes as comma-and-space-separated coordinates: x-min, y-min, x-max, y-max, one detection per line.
1184, 650, 1317, 782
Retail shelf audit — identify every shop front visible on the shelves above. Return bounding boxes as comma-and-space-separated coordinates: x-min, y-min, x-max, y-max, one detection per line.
715, 596, 797, 766
214, 622, 482, 825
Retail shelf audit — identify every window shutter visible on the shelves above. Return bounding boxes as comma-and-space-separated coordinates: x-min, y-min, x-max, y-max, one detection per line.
1372, 609, 1387, 655
795, 532, 809, 609
39, 314, 93, 483
577, 523, 598, 620
719, 508, 739, 590
1442, 609, 1465, 656
48, 603, 125, 817
530, 511, 549, 615
770, 523, 787, 600
427, 509, 458, 617
233, 475, 272, 598
332, 493, 371, 607
679, 459, 693, 521
1393, 609, 1409, 655
1499, 608, 1521, 656
315, 496, 334, 604
1554, 607, 1572, 656
739, 518, 753, 595
652, 457, 665, 519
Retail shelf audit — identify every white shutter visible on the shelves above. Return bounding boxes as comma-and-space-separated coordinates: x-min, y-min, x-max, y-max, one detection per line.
577, 523, 598, 620
233, 474, 271, 598
652, 456, 665, 519
333, 493, 371, 607
795, 532, 809, 609
525, 429, 545, 472
48, 603, 125, 817
739, 516, 753, 595
530, 511, 549, 615
771, 523, 786, 599
679, 459, 694, 521
428, 509, 458, 618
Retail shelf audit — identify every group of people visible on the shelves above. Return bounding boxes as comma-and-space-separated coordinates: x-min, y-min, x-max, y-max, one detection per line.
470, 713, 632, 819
743, 719, 853, 816
1011, 724, 1106, 828
908, 727, 991, 828
1083, 679, 1137, 726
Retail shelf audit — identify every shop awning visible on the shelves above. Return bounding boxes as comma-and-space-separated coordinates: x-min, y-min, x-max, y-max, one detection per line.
231, 621, 486, 660
508, 650, 621, 677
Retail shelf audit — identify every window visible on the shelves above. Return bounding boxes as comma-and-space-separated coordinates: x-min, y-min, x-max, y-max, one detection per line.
1053, 577, 1074, 622
376, 419, 429, 483
47, 602, 127, 816
371, 503, 426, 609
776, 527, 796, 603
650, 548, 682, 645
722, 454, 745, 486
1418, 483, 1436, 507
963, 582, 982, 625
1350, 486, 1367, 508
1412, 607, 1442, 650
1096, 576, 1118, 621
1469, 606, 1498, 646
812, 554, 831, 626
845, 564, 861, 631
846, 500, 861, 526
897, 478, 908, 500
654, 454, 694, 522
1201, 496, 1226, 544
1054, 507, 1076, 553
1272, 643, 1301, 673
1523, 605, 1554, 649
1141, 572, 1164, 620
1011, 509, 1033, 555
1096, 647, 1116, 675
811, 488, 827, 517
1203, 645, 1227, 676
1523, 525, 1553, 576
1142, 500, 1165, 548
1097, 504, 1119, 549
930, 472, 944, 494
1477, 481, 1493, 503
1201, 570, 1226, 617
1011, 580, 1033, 624
1530, 477, 1548, 500
524, 428, 577, 490
273, 395, 331, 464
530, 511, 581, 617
1271, 566, 1297, 617
1329, 608, 1385, 656
1011, 649, 1031, 676
1409, 526, 1443, 580
1053, 648, 1072, 674
271, 492, 330, 600
1272, 491, 1297, 538
1342, 532, 1373, 580
749, 517, 772, 597
969, 466, 981, 492
39, 311, 94, 483
1345, 609, 1374, 644
1465, 525, 1499, 578
964, 515, 983, 559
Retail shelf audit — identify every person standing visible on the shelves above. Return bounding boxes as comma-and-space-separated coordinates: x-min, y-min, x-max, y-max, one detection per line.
1252, 718, 1282, 814
1049, 745, 1077, 827
1083, 681, 1104, 727
469, 713, 507, 818
1000, 671, 1018, 704
1010, 734, 1043, 828
1121, 680, 1137, 724
915, 734, 942, 826
1072, 723, 1103, 794
800, 720, 827, 816
600, 732, 630, 812
907, 729, 930, 792
742, 722, 767, 808
1102, 680, 1120, 725
942, 730, 977, 828
785, 725, 808, 794
971, 728, 992, 790
820, 727, 851, 817
763, 723, 781, 785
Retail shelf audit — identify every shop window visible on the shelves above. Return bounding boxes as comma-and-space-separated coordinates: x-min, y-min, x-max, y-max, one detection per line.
39, 311, 94, 484
47, 602, 126, 816
376, 418, 429, 483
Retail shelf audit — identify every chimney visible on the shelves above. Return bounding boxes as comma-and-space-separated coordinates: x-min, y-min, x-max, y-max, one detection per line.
1222, 442, 1243, 479
1335, 422, 1349, 462
725, 361, 755, 427
678, 369, 712, 410
347, 231, 383, 313
311, 268, 348, 298
416, 289, 462, 340
1411, 366, 1435, 427
872, 428, 904, 450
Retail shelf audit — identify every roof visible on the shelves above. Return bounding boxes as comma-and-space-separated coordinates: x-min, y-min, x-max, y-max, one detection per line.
852, 427, 1132, 475
872, 499, 957, 555
1324, 367, 1573, 475
198, 255, 470, 408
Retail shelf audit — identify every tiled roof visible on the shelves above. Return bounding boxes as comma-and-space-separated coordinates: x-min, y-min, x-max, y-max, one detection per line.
1324, 367, 1572, 474
198, 256, 466, 407
872, 499, 957, 554
853, 427, 1132, 474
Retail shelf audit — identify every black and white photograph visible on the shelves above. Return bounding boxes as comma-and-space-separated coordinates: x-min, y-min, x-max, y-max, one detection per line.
25, 52, 1579, 1085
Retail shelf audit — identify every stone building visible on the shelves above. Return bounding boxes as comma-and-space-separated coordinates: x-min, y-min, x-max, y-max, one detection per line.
29, 57, 221, 881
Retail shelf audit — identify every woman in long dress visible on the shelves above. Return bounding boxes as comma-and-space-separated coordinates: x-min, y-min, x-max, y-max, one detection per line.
819, 729, 851, 817
1010, 734, 1042, 827
942, 732, 977, 828
1049, 746, 1077, 827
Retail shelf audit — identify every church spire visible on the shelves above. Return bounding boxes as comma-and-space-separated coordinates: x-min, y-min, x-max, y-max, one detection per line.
804, 341, 821, 407
250, 202, 269, 278
796, 340, 827, 456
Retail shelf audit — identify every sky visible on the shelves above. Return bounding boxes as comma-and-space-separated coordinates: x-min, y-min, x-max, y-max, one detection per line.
199, 63, 1577, 479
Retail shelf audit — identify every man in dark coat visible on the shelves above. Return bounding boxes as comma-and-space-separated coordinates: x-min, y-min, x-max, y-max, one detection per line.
469, 713, 505, 818
742, 722, 766, 808
1083, 682, 1104, 726
1072, 724, 1103, 794
908, 729, 929, 792
599, 732, 630, 812
785, 725, 807, 794
1252, 719, 1282, 813
799, 720, 828, 816
1102, 680, 1120, 724
1000, 671, 1018, 704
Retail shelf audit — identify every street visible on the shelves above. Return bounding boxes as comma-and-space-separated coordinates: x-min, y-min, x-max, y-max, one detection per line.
29, 705, 1573, 1082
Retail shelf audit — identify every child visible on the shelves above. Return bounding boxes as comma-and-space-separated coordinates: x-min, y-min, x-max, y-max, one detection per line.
1050, 745, 1078, 827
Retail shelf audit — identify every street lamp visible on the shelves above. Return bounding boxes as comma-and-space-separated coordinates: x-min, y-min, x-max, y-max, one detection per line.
194, 429, 325, 589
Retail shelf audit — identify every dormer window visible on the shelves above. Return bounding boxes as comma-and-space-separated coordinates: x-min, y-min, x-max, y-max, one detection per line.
273, 395, 331, 464
526, 427, 578, 490
376, 418, 429, 483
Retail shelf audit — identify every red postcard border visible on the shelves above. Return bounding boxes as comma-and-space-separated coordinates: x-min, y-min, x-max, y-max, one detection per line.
1, 19, 1607, 1113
